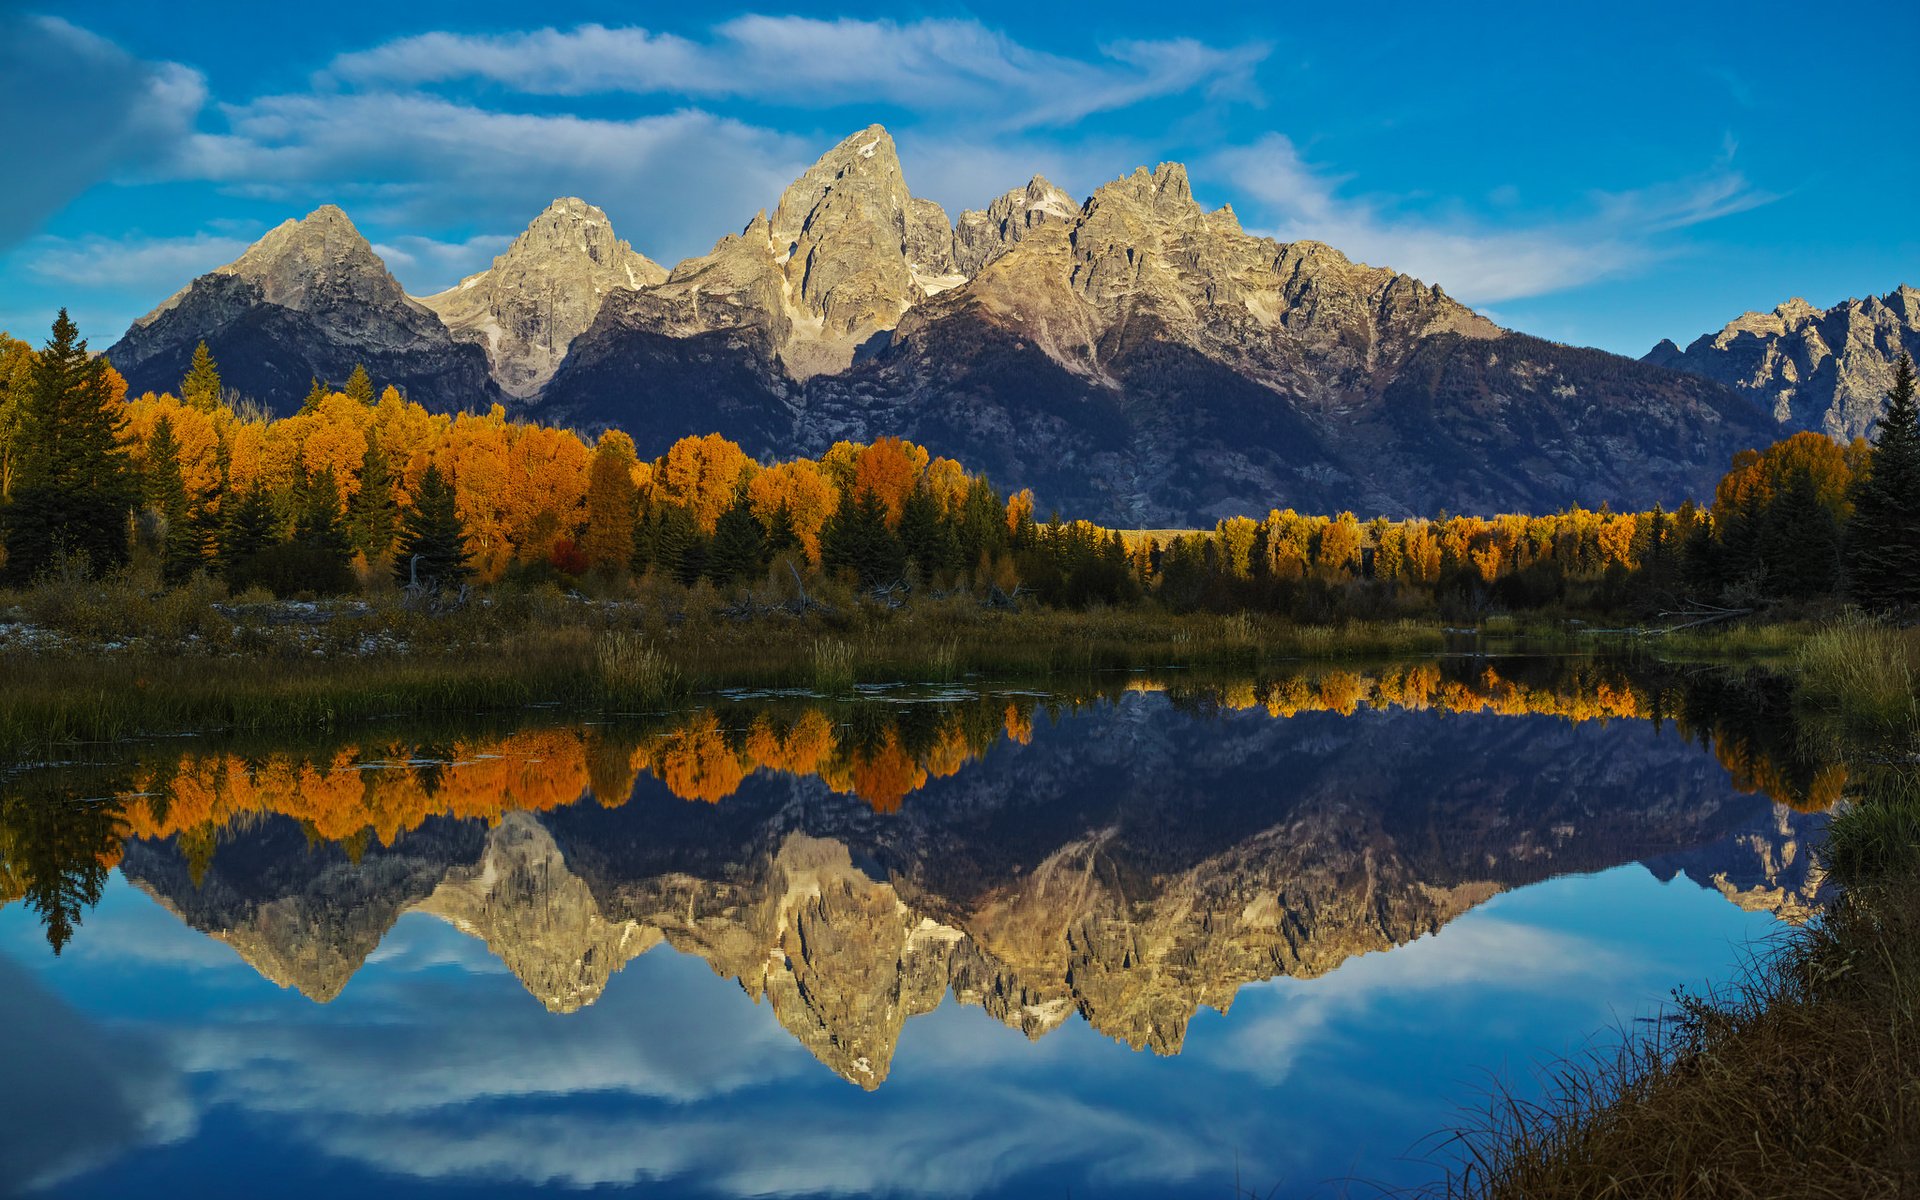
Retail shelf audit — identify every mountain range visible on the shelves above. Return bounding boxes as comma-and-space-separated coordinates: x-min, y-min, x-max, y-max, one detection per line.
99, 124, 1906, 525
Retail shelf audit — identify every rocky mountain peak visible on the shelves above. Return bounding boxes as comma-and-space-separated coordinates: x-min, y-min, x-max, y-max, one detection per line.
1092, 162, 1199, 219
954, 175, 1080, 275
135, 203, 411, 328
771, 124, 906, 247
1650, 283, 1920, 437
109, 200, 503, 417
418, 196, 666, 397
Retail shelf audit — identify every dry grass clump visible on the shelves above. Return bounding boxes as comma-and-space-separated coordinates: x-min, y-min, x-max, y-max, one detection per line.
1794, 618, 1919, 733
593, 632, 687, 712
1434, 877, 1920, 1199
811, 638, 855, 695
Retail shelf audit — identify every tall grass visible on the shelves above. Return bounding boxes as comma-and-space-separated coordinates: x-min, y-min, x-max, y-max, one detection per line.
1793, 618, 1919, 733
811, 638, 855, 695
593, 632, 688, 711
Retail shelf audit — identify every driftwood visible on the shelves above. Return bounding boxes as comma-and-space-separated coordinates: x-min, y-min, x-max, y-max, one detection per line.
402, 554, 470, 614
1576, 603, 1755, 637
983, 583, 1025, 611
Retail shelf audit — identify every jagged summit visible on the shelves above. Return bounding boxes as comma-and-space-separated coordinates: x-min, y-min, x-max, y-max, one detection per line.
1647, 283, 1920, 438
108, 202, 500, 415
418, 196, 666, 398
954, 175, 1079, 274
135, 203, 419, 332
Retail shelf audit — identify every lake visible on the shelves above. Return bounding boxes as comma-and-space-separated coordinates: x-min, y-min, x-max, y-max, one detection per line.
0, 658, 1835, 1198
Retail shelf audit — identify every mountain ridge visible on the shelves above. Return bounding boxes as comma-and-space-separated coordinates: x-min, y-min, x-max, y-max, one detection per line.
1646, 284, 1920, 439
103, 123, 1783, 523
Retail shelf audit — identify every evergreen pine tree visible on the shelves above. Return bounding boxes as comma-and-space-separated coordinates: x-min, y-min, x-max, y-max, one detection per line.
1765, 467, 1842, 599
763, 502, 799, 558
344, 364, 375, 405
295, 468, 354, 591
707, 497, 767, 586
298, 377, 329, 415
392, 464, 473, 589
898, 485, 952, 582
1, 310, 135, 582
1847, 353, 1920, 608
218, 483, 278, 586
823, 489, 906, 588
181, 340, 223, 411
143, 415, 201, 582
346, 433, 398, 560
0, 333, 34, 501
649, 505, 707, 586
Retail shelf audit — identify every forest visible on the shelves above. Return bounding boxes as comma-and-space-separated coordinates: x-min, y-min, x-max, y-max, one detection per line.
3, 309, 1919, 622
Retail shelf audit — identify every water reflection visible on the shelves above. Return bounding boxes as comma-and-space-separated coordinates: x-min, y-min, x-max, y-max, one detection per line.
0, 660, 1843, 1190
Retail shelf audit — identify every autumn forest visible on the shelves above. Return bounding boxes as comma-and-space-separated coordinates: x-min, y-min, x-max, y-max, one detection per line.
4, 311, 1919, 626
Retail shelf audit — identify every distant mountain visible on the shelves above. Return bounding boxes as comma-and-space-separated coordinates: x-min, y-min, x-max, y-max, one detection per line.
418, 197, 667, 399
107, 205, 502, 416
1646, 285, 1920, 440
105, 126, 1780, 522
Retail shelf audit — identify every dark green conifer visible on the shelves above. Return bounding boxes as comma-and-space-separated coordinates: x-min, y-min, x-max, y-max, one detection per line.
181, 340, 223, 411
1847, 353, 1920, 608
1766, 467, 1842, 598
392, 464, 473, 589
649, 505, 707, 586
822, 489, 906, 588
144, 415, 201, 582
217, 483, 278, 588
763, 502, 799, 558
898, 485, 953, 582
707, 497, 767, 586
1, 310, 136, 582
295, 468, 354, 591
346, 432, 398, 560
298, 377, 329, 415
344, 364, 375, 405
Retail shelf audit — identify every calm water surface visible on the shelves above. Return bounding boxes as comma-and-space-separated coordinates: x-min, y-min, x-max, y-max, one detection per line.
0, 659, 1833, 1198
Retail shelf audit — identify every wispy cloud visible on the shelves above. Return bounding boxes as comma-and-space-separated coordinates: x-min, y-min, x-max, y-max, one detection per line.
22, 231, 254, 291
173, 97, 808, 268
1212, 133, 1773, 305
371, 233, 514, 294
327, 18, 1268, 131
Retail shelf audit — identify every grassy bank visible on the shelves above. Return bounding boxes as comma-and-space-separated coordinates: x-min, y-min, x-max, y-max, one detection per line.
0, 575, 1447, 758
1434, 617, 1920, 1199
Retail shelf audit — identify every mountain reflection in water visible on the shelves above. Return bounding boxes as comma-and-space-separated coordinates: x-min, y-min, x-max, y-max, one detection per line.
0, 657, 1837, 1196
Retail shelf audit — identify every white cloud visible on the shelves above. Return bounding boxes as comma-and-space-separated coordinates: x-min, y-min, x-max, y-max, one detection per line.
171, 96, 809, 266
371, 233, 513, 294
1212, 133, 1772, 305
21, 231, 253, 291
0, 958, 193, 1192
326, 18, 1268, 131
1204, 916, 1628, 1085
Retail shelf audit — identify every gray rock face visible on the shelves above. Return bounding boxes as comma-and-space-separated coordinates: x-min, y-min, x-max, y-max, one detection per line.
417, 197, 666, 399
1646, 285, 1920, 439
800, 161, 1768, 523
106, 205, 501, 415
953, 175, 1079, 276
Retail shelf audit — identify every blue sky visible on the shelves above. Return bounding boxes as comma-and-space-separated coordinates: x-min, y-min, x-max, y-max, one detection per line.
2, 0, 1915, 357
